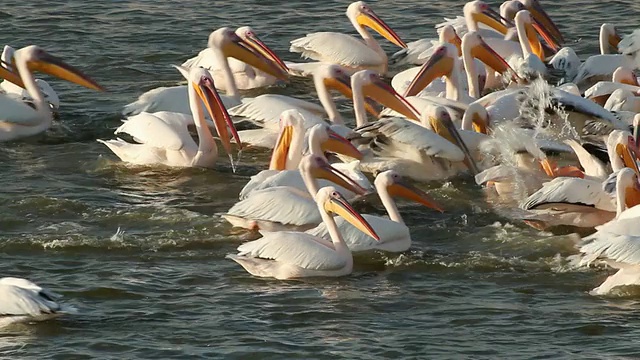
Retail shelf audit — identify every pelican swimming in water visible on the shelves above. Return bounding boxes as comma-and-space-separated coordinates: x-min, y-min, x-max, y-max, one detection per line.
182, 26, 288, 91
122, 27, 288, 117
579, 169, 640, 295
0, 45, 104, 142
0, 277, 76, 328
99, 66, 241, 169
0, 45, 60, 111
227, 186, 379, 279
307, 170, 443, 253
223, 154, 369, 231
289, 1, 407, 75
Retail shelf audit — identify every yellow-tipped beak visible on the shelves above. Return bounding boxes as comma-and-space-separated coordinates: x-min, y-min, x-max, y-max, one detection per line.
269, 125, 294, 170
388, 181, 444, 213
525, 22, 545, 60
404, 49, 452, 97
27, 53, 104, 92
314, 163, 369, 196
321, 130, 363, 160
539, 158, 556, 177
194, 79, 242, 155
364, 77, 420, 121
325, 194, 380, 241
0, 64, 25, 88
225, 39, 288, 81
357, 11, 407, 48
617, 143, 640, 178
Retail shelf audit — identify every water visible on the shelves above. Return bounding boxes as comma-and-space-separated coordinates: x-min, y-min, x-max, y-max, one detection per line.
2, 0, 640, 358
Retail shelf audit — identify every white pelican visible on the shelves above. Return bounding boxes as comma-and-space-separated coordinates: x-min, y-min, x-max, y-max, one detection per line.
571, 24, 632, 88
239, 110, 368, 200
289, 1, 407, 75
353, 106, 479, 182
0, 277, 76, 327
223, 154, 369, 231
585, 67, 640, 106
579, 169, 640, 295
390, 25, 462, 68
521, 131, 640, 230
182, 26, 288, 91
307, 170, 443, 253
603, 88, 640, 113
0, 46, 104, 142
436, 1, 511, 40
507, 10, 550, 79
548, 47, 580, 82
0, 45, 60, 111
227, 186, 379, 279
122, 27, 288, 116
99, 66, 240, 169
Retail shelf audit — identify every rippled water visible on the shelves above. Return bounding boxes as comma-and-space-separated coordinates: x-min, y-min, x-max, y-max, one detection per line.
3, 0, 640, 358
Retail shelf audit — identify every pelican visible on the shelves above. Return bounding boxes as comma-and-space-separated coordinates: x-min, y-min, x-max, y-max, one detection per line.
239, 110, 368, 200
289, 1, 407, 75
578, 169, 640, 295
223, 155, 369, 231
227, 187, 379, 279
0, 45, 60, 111
353, 106, 479, 182
0, 277, 76, 327
100, 66, 240, 169
585, 67, 640, 106
391, 25, 462, 68
182, 26, 287, 91
436, 1, 511, 40
122, 27, 288, 116
307, 170, 443, 253
0, 46, 103, 142
571, 24, 632, 89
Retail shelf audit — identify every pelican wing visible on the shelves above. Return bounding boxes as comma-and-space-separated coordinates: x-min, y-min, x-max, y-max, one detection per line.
356, 118, 465, 162
122, 85, 239, 117
475, 165, 513, 185
572, 55, 626, 86
391, 38, 438, 66
619, 29, 640, 64
236, 231, 346, 271
564, 139, 609, 180
580, 210, 640, 267
551, 88, 628, 130
585, 82, 640, 99
0, 93, 41, 126
290, 32, 382, 67
548, 47, 580, 80
116, 112, 192, 151
225, 187, 321, 226
521, 177, 615, 212
228, 95, 326, 130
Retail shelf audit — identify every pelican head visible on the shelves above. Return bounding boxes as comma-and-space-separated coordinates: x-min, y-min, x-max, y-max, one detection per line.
316, 186, 380, 240
14, 45, 104, 92
462, 31, 519, 81
235, 26, 290, 72
174, 65, 241, 155
612, 66, 638, 86
519, 0, 564, 45
404, 43, 457, 97
347, 1, 407, 48
0, 61, 24, 88
209, 27, 288, 81
464, 1, 512, 35
439, 25, 462, 56
462, 102, 490, 134
515, 10, 560, 58
612, 130, 640, 177
376, 170, 444, 212
500, 0, 526, 24
269, 109, 304, 170
309, 123, 363, 160
300, 155, 370, 196
616, 167, 640, 209
317, 65, 380, 117
424, 105, 480, 175
352, 70, 420, 121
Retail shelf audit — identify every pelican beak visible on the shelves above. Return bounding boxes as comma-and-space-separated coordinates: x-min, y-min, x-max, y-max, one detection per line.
325, 192, 379, 241
404, 47, 452, 97
625, 180, 640, 208
609, 30, 622, 50
313, 161, 370, 196
530, 17, 560, 55
451, 33, 463, 57
0, 64, 24, 88
357, 9, 407, 48
437, 113, 480, 175
194, 77, 242, 156
27, 52, 104, 91
470, 39, 519, 82
472, 111, 489, 134
554, 165, 585, 178
473, 7, 511, 35
269, 124, 294, 170
242, 32, 290, 73
364, 75, 420, 121
616, 142, 640, 177
526, 0, 564, 44
225, 35, 288, 81
324, 71, 380, 117
539, 157, 556, 177
321, 129, 363, 160
388, 180, 444, 213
